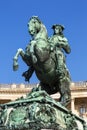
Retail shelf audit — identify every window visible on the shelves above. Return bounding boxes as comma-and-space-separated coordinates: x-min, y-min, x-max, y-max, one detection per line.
79, 106, 86, 115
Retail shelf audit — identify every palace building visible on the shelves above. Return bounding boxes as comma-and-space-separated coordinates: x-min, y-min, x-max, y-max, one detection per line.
0, 82, 87, 122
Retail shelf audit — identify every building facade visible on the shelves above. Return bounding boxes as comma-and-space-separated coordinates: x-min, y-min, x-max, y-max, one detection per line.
0, 82, 87, 122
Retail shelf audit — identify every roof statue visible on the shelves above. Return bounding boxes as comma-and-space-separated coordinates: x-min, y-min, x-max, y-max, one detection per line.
0, 16, 87, 130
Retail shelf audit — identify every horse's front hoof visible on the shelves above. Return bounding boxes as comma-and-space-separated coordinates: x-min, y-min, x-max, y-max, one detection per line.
13, 64, 19, 71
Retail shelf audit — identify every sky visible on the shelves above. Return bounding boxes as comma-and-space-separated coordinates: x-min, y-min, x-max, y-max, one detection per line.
0, 0, 87, 84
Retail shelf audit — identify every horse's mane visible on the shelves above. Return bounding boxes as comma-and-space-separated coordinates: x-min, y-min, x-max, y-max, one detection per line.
34, 21, 48, 40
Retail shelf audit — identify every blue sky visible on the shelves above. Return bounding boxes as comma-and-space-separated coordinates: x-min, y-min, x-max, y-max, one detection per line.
0, 0, 87, 84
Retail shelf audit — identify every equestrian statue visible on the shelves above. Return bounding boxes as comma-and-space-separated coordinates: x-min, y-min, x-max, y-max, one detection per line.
13, 16, 71, 105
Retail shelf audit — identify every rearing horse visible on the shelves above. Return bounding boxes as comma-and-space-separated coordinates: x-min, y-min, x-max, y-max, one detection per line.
13, 16, 71, 104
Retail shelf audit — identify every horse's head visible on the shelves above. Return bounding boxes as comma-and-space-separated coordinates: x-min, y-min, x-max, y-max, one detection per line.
27, 16, 49, 62
28, 16, 41, 37
28, 16, 48, 40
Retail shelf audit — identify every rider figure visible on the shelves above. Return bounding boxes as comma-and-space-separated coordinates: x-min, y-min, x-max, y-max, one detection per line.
49, 24, 71, 81
49, 24, 71, 103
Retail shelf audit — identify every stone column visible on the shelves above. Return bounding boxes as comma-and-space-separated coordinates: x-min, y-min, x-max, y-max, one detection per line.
71, 98, 75, 113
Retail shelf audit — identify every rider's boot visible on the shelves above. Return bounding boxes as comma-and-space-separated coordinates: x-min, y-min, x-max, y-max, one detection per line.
58, 77, 71, 106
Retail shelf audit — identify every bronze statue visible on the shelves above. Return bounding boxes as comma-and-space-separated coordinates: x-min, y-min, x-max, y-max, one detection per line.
13, 16, 71, 105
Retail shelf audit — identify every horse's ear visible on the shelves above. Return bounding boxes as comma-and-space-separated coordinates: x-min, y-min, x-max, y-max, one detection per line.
31, 16, 42, 24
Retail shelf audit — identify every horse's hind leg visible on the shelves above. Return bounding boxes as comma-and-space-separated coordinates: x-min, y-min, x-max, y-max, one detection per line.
38, 82, 53, 94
